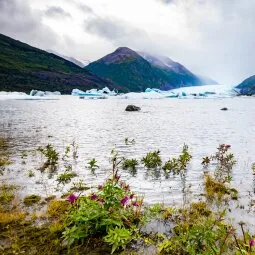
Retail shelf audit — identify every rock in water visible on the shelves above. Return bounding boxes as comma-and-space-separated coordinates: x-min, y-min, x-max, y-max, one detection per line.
125, 105, 141, 111
221, 107, 228, 111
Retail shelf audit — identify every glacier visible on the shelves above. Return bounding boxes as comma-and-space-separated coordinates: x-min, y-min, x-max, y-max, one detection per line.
117, 84, 237, 100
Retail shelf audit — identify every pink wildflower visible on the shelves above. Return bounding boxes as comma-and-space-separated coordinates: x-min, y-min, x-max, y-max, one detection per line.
98, 198, 105, 203
67, 194, 78, 204
120, 196, 129, 206
250, 239, 255, 247
91, 193, 98, 200
130, 194, 134, 199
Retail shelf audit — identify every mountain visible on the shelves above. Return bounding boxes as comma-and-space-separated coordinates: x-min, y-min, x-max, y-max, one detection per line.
46, 50, 91, 68
139, 52, 217, 89
236, 75, 255, 95
0, 33, 119, 93
86, 47, 217, 92
86, 47, 168, 91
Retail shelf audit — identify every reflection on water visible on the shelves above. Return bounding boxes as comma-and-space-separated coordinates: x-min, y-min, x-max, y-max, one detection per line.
0, 97, 255, 213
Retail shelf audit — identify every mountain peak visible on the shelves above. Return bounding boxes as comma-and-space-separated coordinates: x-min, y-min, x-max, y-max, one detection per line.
114, 47, 135, 54
97, 47, 139, 64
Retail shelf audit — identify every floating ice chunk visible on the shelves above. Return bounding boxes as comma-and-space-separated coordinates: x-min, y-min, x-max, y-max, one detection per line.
71, 87, 116, 99
30, 90, 61, 96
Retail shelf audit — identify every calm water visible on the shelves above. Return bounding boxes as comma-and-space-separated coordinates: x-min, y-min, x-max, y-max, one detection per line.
0, 96, 255, 224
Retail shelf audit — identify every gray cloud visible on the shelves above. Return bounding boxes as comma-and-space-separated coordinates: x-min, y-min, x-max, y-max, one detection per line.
62, 0, 94, 14
0, 0, 58, 50
77, 3, 93, 14
45, 6, 72, 18
84, 16, 147, 43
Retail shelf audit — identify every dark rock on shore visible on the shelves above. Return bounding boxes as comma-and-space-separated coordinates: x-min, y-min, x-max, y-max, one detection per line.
125, 105, 141, 111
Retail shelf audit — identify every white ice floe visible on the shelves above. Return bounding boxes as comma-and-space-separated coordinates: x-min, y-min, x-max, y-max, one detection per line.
30, 90, 61, 96
0, 90, 60, 100
71, 87, 117, 99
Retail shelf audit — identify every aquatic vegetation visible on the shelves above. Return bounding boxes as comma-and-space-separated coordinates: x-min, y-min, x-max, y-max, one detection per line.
87, 158, 99, 172
204, 174, 238, 201
47, 199, 70, 218
23, 194, 41, 206
142, 150, 162, 168
71, 140, 79, 159
56, 172, 77, 185
125, 137, 135, 145
202, 144, 236, 182
0, 138, 11, 175
122, 158, 139, 175
27, 169, 35, 177
0, 138, 255, 254
0, 211, 26, 225
163, 144, 192, 175
37, 144, 59, 172
69, 179, 89, 192
252, 163, 255, 175
0, 183, 18, 205
45, 195, 56, 202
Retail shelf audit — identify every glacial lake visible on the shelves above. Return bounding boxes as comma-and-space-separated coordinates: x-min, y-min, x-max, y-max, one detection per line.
1, 96, 255, 226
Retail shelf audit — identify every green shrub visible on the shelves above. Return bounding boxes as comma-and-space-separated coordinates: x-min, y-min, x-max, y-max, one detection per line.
142, 150, 162, 168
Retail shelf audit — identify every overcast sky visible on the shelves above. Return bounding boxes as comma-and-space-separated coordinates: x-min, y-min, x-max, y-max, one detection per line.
0, 0, 255, 84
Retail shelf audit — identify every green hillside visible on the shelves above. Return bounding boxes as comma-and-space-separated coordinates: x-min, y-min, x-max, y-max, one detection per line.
0, 33, 118, 93
236, 75, 255, 95
86, 47, 216, 92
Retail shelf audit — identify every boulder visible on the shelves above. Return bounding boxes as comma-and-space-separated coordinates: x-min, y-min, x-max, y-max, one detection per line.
125, 105, 141, 111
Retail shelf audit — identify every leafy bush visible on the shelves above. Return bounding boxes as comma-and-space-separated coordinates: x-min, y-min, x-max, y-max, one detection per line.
201, 144, 236, 182
63, 176, 143, 253
163, 144, 192, 175
122, 158, 139, 175
142, 150, 162, 168
37, 144, 59, 172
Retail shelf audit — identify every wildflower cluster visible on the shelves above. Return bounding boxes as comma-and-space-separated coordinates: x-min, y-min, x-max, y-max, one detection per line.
64, 174, 143, 253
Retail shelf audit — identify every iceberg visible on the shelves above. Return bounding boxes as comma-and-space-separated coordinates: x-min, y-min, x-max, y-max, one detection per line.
30, 90, 61, 96
71, 87, 117, 99
0, 91, 60, 101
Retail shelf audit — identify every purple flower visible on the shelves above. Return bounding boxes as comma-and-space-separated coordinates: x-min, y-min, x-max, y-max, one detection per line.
67, 194, 78, 204
115, 175, 120, 181
120, 181, 125, 188
91, 193, 98, 200
132, 202, 138, 207
130, 194, 134, 199
98, 185, 103, 190
98, 198, 105, 203
124, 185, 130, 191
120, 196, 129, 206
250, 239, 255, 247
